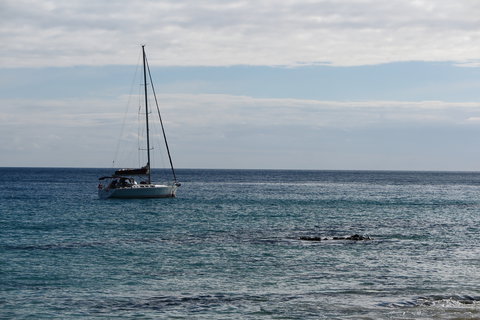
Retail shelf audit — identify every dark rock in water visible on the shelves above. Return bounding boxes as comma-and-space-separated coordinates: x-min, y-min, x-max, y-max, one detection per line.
299, 236, 322, 241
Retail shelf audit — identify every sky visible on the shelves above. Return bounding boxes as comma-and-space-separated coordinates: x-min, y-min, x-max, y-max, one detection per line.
2, 0, 480, 170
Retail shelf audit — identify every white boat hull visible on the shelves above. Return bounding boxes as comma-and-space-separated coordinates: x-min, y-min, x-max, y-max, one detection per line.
98, 184, 177, 199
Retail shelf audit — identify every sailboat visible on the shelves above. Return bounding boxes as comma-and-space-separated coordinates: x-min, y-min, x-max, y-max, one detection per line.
98, 45, 180, 199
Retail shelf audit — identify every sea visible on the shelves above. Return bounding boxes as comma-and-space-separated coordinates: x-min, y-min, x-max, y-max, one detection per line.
1, 167, 480, 319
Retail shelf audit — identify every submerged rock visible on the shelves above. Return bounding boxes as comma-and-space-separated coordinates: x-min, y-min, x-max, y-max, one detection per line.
299, 236, 322, 241
300, 234, 371, 241
346, 234, 371, 241
333, 234, 371, 241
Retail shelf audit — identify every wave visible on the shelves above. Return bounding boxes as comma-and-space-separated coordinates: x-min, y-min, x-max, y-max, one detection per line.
380, 294, 480, 308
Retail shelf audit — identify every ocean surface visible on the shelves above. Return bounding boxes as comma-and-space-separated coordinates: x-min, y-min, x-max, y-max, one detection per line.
1, 168, 480, 319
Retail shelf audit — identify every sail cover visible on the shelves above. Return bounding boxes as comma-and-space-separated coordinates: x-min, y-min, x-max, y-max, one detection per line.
114, 166, 149, 176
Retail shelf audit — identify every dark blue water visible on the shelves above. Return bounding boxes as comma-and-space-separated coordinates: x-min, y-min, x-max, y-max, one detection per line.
1, 168, 480, 319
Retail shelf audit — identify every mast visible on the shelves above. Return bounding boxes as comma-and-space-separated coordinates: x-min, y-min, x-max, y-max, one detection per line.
142, 45, 152, 184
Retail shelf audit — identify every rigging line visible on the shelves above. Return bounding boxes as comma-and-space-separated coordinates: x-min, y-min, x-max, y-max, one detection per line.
136, 93, 151, 166
136, 69, 145, 168
137, 101, 142, 167
142, 45, 152, 184
112, 50, 142, 168
145, 55, 179, 183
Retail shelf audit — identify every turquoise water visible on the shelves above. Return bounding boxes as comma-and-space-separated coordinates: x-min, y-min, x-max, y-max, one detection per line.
1, 168, 480, 319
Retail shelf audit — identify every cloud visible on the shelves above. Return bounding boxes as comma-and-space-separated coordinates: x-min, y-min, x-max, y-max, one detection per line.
2, 0, 480, 67
2, 95, 480, 133
2, 93, 480, 168
157, 94, 480, 130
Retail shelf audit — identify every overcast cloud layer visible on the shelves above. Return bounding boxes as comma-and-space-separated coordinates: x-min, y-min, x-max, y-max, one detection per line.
2, 0, 480, 67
